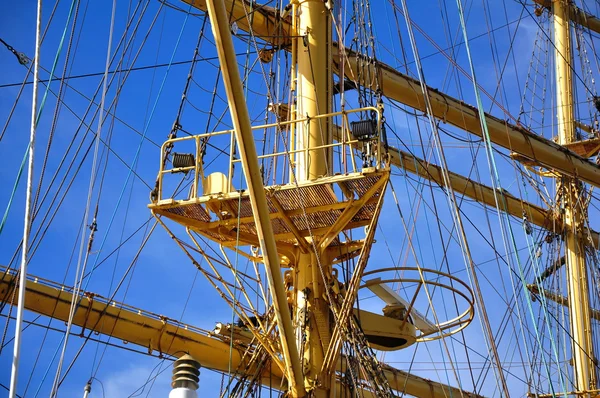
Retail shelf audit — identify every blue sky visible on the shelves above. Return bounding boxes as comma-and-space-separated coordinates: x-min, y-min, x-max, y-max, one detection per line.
1, 0, 598, 397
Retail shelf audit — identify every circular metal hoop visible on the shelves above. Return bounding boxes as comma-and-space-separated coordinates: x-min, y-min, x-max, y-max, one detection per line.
360, 267, 475, 342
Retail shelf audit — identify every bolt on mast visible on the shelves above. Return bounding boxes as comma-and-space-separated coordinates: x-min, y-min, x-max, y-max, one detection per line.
552, 0, 597, 393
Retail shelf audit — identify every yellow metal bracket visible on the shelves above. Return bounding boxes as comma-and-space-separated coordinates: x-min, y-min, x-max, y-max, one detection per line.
318, 171, 388, 252
79, 292, 94, 337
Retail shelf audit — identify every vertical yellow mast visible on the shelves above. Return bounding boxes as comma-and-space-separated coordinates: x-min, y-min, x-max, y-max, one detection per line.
293, 0, 333, 395
552, 0, 597, 393
295, 0, 332, 182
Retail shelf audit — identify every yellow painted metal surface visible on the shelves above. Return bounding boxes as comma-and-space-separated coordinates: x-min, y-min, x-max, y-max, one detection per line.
331, 126, 599, 246
153, 1, 600, 396
292, 2, 334, 394
295, 0, 332, 181
384, 142, 599, 247
339, 47, 600, 188
527, 285, 600, 321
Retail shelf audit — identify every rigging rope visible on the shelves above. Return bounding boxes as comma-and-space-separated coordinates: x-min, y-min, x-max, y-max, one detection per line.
28, 3, 160, 390
0, 38, 29, 65
0, 0, 77, 241
33, 0, 82, 212
0, 147, 29, 236
8, 0, 42, 396
2, 3, 166, 395
0, 0, 62, 145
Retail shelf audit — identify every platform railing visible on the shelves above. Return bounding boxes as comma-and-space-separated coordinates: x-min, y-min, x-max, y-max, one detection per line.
155, 107, 383, 202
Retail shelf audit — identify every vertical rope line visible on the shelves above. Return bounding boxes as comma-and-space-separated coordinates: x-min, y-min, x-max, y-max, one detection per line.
0, 148, 29, 235
8, 1, 42, 397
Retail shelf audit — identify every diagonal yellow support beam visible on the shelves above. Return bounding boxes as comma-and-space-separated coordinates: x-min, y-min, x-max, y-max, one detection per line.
269, 194, 312, 253
0, 267, 483, 398
0, 268, 247, 374
203, 0, 304, 395
376, 363, 484, 398
339, 47, 600, 188
181, 0, 600, 189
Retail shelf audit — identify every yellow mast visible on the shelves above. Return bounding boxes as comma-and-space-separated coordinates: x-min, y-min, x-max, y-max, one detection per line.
295, 0, 332, 182
533, 0, 600, 35
293, 1, 333, 394
552, 0, 597, 393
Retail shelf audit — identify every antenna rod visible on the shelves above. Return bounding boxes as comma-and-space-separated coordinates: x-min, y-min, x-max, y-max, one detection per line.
552, 0, 597, 392
9, 0, 42, 396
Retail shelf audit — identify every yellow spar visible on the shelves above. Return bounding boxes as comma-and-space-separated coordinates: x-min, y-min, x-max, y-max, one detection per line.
0, 267, 483, 398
